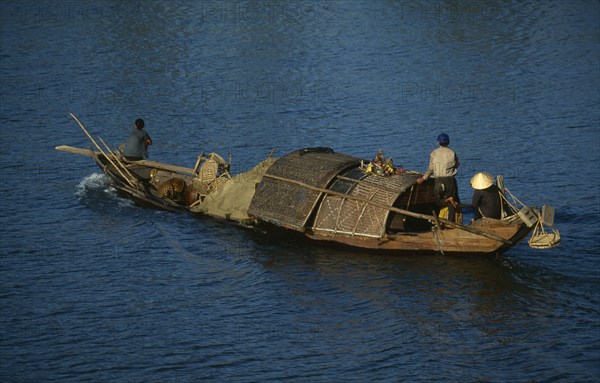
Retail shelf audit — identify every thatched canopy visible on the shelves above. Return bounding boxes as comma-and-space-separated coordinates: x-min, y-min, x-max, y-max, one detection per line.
248, 148, 359, 231
249, 148, 423, 238
313, 169, 420, 237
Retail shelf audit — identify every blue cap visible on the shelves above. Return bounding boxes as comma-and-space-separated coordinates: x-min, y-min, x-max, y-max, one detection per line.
437, 133, 449, 144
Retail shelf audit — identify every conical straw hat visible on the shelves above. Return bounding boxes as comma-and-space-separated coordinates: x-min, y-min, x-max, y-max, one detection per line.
470, 172, 494, 190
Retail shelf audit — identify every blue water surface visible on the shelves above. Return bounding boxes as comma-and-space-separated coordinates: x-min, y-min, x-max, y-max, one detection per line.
1, 1, 599, 382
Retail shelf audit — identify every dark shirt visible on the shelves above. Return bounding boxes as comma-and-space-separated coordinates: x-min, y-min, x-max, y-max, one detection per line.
472, 185, 502, 219
123, 128, 150, 159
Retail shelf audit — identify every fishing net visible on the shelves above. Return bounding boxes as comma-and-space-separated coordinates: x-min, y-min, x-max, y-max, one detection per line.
191, 157, 277, 223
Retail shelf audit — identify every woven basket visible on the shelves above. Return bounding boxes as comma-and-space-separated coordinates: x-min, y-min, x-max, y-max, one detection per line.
183, 184, 200, 206
157, 178, 186, 198
198, 159, 218, 183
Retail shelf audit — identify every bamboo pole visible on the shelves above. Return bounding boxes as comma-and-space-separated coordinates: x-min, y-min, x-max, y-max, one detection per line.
56, 145, 198, 175
263, 173, 511, 244
111, 159, 197, 176
98, 136, 137, 182
431, 210, 445, 255
336, 174, 416, 196
55, 145, 97, 157
193, 152, 205, 174
69, 113, 137, 188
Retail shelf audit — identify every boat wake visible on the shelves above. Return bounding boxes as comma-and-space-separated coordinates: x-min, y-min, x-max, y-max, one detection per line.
75, 173, 133, 208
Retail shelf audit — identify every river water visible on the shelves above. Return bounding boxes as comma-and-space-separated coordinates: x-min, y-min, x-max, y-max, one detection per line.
1, 1, 599, 382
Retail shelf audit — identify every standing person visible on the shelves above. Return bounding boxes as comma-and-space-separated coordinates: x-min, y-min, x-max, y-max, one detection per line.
470, 172, 502, 220
122, 118, 152, 161
416, 133, 460, 222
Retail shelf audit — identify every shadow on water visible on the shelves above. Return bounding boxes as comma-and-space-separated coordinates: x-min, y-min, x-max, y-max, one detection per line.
64, 171, 597, 381
216, 222, 556, 303
74, 170, 576, 321
230, 229, 584, 365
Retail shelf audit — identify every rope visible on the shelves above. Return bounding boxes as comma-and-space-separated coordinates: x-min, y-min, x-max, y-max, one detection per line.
432, 226, 445, 256
528, 209, 561, 249
502, 187, 525, 213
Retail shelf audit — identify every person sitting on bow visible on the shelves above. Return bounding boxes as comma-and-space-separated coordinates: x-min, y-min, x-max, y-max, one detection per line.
122, 118, 152, 161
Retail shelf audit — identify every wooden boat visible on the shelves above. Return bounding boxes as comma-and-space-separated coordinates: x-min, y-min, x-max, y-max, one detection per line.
247, 148, 559, 255
57, 114, 559, 255
55, 145, 231, 213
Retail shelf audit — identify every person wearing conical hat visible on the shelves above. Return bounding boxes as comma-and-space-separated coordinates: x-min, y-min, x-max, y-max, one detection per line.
417, 133, 460, 222
470, 172, 502, 220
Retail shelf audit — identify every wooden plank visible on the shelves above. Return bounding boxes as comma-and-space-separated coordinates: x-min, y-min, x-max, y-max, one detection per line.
55, 145, 97, 157
56, 145, 197, 176
263, 173, 512, 244
126, 159, 196, 176
306, 230, 502, 254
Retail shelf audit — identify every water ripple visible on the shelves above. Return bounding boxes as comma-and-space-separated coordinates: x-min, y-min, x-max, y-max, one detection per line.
1, 0, 599, 382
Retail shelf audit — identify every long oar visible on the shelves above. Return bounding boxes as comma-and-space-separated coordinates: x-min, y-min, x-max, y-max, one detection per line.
69, 113, 136, 188
98, 136, 137, 181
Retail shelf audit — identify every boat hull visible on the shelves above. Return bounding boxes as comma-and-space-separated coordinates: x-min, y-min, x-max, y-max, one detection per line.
303, 218, 533, 255
91, 152, 193, 212
252, 216, 533, 255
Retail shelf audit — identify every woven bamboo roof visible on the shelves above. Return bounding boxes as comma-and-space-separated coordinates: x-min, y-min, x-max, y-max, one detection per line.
248, 148, 359, 231
313, 171, 421, 238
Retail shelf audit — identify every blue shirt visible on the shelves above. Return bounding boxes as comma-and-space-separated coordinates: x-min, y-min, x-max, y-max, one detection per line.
123, 128, 150, 158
